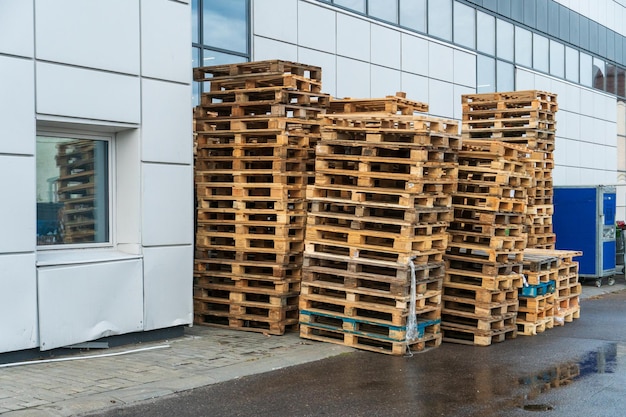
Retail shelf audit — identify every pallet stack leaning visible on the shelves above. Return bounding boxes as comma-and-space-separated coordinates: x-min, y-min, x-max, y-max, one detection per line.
442, 139, 530, 346
299, 94, 462, 355
192, 60, 329, 335
523, 248, 582, 328
461, 91, 558, 250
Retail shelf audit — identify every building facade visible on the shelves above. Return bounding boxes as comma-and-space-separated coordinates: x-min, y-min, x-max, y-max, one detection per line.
0, 0, 193, 355
193, 0, 626, 217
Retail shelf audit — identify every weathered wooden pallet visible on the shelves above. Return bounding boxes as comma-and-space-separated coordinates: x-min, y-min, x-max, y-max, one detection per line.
194, 275, 301, 297
198, 100, 327, 119
308, 184, 453, 209
194, 59, 323, 82
316, 142, 457, 164
448, 231, 527, 251
453, 207, 525, 226
304, 241, 444, 268
322, 113, 459, 134
329, 93, 429, 115
448, 220, 525, 238
462, 108, 556, 122
553, 306, 581, 326
445, 254, 523, 275
315, 157, 459, 182
452, 193, 527, 214
441, 318, 517, 346
445, 267, 524, 291
516, 317, 554, 336
457, 180, 529, 198
201, 87, 330, 107
320, 129, 462, 150
195, 116, 323, 134
447, 244, 524, 264
555, 295, 580, 311
443, 281, 518, 304
299, 322, 442, 355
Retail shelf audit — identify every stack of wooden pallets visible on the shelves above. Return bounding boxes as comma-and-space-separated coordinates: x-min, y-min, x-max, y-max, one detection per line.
299, 94, 462, 355
442, 139, 531, 346
192, 60, 329, 335
461, 91, 558, 249
516, 251, 558, 335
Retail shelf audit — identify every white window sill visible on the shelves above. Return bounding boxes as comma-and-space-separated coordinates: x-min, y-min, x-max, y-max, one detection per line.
36, 248, 142, 267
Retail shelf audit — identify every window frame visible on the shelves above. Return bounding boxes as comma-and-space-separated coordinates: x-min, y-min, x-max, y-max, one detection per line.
36, 130, 115, 251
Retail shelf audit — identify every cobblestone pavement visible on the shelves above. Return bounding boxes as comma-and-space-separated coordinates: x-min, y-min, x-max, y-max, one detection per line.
1, 280, 624, 417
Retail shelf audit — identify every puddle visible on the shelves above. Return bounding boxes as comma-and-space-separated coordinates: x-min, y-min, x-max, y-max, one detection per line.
517, 343, 619, 409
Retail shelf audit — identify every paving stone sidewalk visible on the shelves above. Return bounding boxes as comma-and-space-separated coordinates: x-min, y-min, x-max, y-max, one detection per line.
1, 280, 624, 417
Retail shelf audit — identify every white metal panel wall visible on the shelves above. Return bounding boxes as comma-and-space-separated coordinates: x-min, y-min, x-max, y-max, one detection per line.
143, 246, 193, 330
38, 260, 144, 350
141, 79, 193, 165
36, 63, 140, 123
0, 0, 34, 58
0, 56, 35, 156
0, 155, 36, 253
0, 254, 38, 352
35, 0, 140, 74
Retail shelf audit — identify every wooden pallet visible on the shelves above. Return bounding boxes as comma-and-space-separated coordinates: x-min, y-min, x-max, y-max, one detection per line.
322, 113, 459, 134
445, 267, 524, 291
316, 142, 458, 164
441, 318, 517, 346
195, 116, 323, 134
516, 317, 554, 336
194, 59, 322, 83
195, 275, 301, 297
201, 87, 330, 107
299, 322, 442, 355
329, 92, 429, 115
321, 129, 461, 150
445, 254, 523, 276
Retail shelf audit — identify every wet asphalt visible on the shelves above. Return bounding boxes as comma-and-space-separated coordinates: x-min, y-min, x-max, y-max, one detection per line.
86, 289, 626, 417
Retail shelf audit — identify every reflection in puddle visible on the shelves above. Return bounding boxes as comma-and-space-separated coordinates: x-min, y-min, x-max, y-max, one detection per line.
518, 343, 619, 404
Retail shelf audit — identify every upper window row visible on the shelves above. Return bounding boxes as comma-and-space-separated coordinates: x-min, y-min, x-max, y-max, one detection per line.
322, 0, 626, 98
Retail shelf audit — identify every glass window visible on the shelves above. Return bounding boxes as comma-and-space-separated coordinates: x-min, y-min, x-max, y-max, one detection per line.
400, 0, 426, 32
192, 0, 199, 44
477, 54, 495, 93
37, 135, 110, 246
476, 11, 495, 55
580, 52, 593, 87
428, 0, 452, 41
607, 64, 617, 94
496, 19, 514, 62
607, 31, 615, 62
202, 49, 247, 68
334, 0, 365, 12
598, 25, 607, 58
511, 1, 523, 21
453, 1, 475, 49
203, 0, 248, 54
515, 26, 532, 68
593, 58, 606, 90
579, 16, 589, 50
569, 10, 579, 46
536, 0, 547, 32
193, 47, 201, 106
497, 60, 514, 92
617, 68, 625, 98
616, 35, 624, 65
589, 21, 599, 54
549, 40, 564, 78
523, 0, 536, 27
497, 0, 511, 17
559, 5, 569, 41
482, 0, 497, 12
547, 1, 559, 37
368, 0, 398, 23
533, 33, 549, 73
565, 46, 579, 83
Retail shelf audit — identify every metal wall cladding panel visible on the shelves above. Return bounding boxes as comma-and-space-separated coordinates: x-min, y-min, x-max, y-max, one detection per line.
37, 259, 143, 350
0, 254, 38, 353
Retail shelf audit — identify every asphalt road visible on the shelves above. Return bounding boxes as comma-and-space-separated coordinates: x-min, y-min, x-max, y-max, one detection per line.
86, 290, 626, 417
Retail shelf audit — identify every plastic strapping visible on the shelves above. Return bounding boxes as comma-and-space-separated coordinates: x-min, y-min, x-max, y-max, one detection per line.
406, 257, 418, 342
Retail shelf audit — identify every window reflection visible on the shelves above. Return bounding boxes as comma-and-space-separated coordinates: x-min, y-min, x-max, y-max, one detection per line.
334, 0, 365, 13
580, 52, 593, 87
203, 0, 248, 53
36, 137, 109, 246
565, 46, 579, 83
497, 60, 514, 91
369, 0, 398, 23
454, 1, 475, 49
515, 26, 532, 67
550, 40, 565, 78
400, 0, 426, 32
617, 68, 625, 98
607, 64, 617, 95
476, 11, 495, 55
428, 0, 452, 41
593, 59, 606, 90
477, 55, 495, 93
192, 0, 199, 44
496, 19, 514, 61
533, 34, 549, 73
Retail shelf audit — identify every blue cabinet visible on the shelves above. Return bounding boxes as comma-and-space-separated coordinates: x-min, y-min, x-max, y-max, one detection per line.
553, 186, 616, 281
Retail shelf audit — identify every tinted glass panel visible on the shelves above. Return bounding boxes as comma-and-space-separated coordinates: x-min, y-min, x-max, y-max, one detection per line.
569, 10, 579, 46
523, 0, 536, 27
334, 0, 365, 12
598, 25, 607, 57
482, 0, 497, 12
511, 1, 523, 21
477, 55, 495, 93
400, 0, 426, 32
192, 0, 199, 44
547, 1, 559, 37
616, 35, 624, 65
559, 5, 569, 41
593, 58, 606, 90
37, 137, 109, 246
497, 0, 511, 17
607, 64, 617, 94
454, 1, 475, 49
515, 26, 532, 67
428, 0, 452, 41
536, 0, 547, 32
476, 11, 495, 55
203, 0, 248, 53
202, 49, 247, 68
579, 16, 589, 50
496, 19, 514, 61
369, 0, 398, 23
580, 52, 593, 87
617, 68, 625, 97
533, 33, 549, 73
589, 21, 599, 54
607, 31, 615, 61
497, 60, 514, 91
193, 47, 201, 106
550, 40, 565, 78
565, 46, 579, 83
